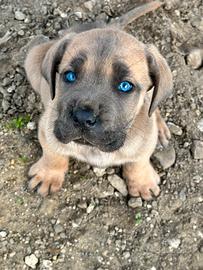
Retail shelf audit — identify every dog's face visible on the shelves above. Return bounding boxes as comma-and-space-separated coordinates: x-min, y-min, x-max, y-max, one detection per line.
42, 28, 172, 152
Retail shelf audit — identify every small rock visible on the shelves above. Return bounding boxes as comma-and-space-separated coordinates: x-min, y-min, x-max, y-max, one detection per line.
27, 121, 36, 130
84, 0, 95, 12
42, 259, 53, 269
99, 185, 114, 198
2, 100, 10, 112
24, 254, 38, 269
15, 11, 26, 21
153, 145, 176, 169
128, 197, 142, 208
197, 119, 203, 132
74, 11, 83, 19
168, 238, 181, 249
54, 224, 64, 234
93, 167, 106, 177
2, 77, 12, 87
18, 30, 25, 36
167, 122, 182, 136
187, 48, 203, 69
78, 201, 87, 209
108, 175, 128, 196
123, 251, 130, 259
0, 231, 8, 237
86, 201, 95, 214
179, 189, 186, 201
191, 140, 203, 159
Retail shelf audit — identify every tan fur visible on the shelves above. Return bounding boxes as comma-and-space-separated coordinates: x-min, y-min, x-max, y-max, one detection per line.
25, 26, 172, 200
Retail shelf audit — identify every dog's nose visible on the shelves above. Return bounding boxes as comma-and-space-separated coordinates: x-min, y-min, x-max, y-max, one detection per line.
73, 108, 97, 127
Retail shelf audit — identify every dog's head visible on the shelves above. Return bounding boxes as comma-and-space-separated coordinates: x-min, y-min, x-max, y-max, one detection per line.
41, 28, 172, 152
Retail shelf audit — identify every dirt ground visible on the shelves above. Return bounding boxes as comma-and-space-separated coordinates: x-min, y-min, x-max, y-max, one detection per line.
0, 0, 203, 269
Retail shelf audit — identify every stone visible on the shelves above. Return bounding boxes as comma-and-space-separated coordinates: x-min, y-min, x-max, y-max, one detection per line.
192, 140, 203, 159
167, 122, 183, 136
27, 122, 36, 130
123, 251, 130, 259
108, 175, 128, 196
197, 119, 203, 132
42, 259, 53, 269
168, 238, 181, 249
128, 197, 142, 208
15, 11, 26, 21
84, 0, 95, 12
86, 201, 95, 214
187, 48, 203, 70
18, 30, 25, 36
74, 11, 83, 19
153, 145, 176, 169
93, 167, 106, 177
0, 231, 8, 237
24, 254, 38, 269
54, 224, 64, 234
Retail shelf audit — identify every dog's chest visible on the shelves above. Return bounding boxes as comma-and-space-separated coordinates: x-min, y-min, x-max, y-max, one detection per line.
64, 143, 131, 168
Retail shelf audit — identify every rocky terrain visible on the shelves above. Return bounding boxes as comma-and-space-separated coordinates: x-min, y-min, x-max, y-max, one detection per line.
0, 0, 202, 269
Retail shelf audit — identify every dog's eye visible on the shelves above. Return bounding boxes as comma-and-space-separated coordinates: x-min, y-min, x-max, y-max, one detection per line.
63, 71, 76, 83
117, 81, 134, 92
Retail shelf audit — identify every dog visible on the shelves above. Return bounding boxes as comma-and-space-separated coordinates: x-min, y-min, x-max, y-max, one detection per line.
24, 1, 172, 200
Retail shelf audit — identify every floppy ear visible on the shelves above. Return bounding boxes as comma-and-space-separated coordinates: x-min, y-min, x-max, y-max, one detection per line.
146, 44, 173, 116
41, 38, 70, 99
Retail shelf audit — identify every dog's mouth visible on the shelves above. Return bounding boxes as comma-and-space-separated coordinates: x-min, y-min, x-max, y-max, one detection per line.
54, 120, 126, 152
73, 137, 93, 146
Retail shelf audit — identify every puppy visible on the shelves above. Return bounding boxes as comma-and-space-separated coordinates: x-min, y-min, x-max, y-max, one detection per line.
25, 1, 172, 200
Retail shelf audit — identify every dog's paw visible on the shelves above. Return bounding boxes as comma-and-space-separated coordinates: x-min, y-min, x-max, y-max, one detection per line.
28, 158, 65, 196
125, 163, 160, 200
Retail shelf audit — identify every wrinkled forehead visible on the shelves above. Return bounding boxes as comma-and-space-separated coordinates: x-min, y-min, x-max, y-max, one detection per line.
60, 29, 149, 81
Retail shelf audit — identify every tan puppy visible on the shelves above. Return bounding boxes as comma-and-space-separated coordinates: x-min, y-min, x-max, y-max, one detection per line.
25, 1, 172, 200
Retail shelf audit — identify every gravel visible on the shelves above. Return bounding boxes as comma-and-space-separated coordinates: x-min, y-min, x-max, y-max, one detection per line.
14, 11, 26, 21
108, 174, 128, 196
197, 119, 203, 132
128, 197, 143, 208
153, 145, 176, 169
191, 140, 203, 159
24, 254, 39, 269
0, 0, 202, 269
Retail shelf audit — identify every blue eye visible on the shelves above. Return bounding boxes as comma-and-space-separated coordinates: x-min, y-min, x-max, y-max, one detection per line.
118, 81, 134, 92
64, 71, 76, 83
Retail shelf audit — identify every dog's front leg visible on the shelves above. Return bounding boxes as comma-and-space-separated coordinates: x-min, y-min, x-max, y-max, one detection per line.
123, 160, 160, 200
28, 127, 69, 196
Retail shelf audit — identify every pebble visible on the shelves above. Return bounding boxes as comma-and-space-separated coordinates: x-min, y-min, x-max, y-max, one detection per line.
187, 48, 203, 69
86, 201, 95, 214
0, 231, 8, 237
78, 201, 87, 209
168, 238, 181, 249
42, 260, 53, 269
84, 0, 95, 12
24, 254, 38, 269
191, 140, 203, 159
18, 30, 25, 36
153, 145, 176, 169
54, 224, 64, 234
108, 175, 128, 196
15, 11, 26, 21
128, 197, 142, 208
93, 167, 106, 177
179, 188, 186, 201
123, 251, 130, 259
197, 119, 203, 132
167, 122, 183, 136
74, 11, 83, 19
27, 121, 36, 130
